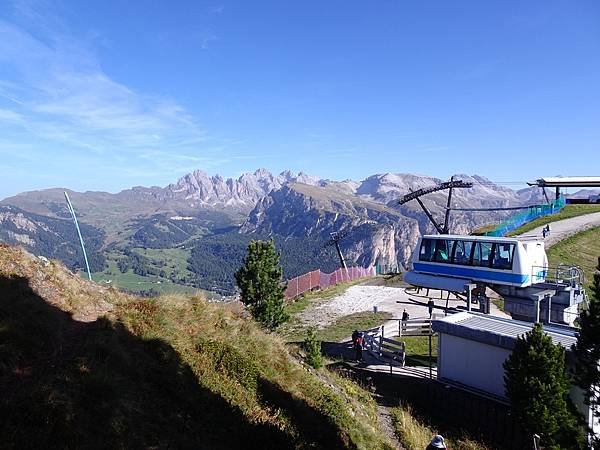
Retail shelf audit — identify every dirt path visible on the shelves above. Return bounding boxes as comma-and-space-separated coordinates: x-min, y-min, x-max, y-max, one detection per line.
376, 401, 405, 450
516, 211, 600, 247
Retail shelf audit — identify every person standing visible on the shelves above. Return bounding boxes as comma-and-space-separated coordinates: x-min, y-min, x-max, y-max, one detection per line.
355, 333, 363, 361
427, 299, 435, 318
401, 309, 409, 335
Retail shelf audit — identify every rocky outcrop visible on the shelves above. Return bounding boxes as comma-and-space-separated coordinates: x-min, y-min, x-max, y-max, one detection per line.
163, 169, 322, 213
242, 184, 421, 269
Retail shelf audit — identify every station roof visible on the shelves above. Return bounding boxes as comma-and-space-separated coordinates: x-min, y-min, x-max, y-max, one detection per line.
432, 312, 577, 350
528, 176, 600, 188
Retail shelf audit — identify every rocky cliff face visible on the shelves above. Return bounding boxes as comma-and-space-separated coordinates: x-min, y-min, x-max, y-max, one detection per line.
163, 168, 322, 213
240, 173, 550, 269
242, 183, 422, 269
0, 205, 106, 271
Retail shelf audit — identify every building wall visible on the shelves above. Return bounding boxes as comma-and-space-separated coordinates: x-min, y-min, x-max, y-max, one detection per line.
438, 333, 511, 398
438, 331, 597, 435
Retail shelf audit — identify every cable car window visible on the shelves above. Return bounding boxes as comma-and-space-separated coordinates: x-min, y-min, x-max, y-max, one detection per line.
419, 238, 435, 262
472, 242, 493, 267
434, 240, 452, 263
492, 243, 515, 270
452, 240, 473, 265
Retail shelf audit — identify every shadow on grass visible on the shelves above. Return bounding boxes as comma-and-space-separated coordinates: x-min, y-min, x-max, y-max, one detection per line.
257, 378, 350, 449
0, 275, 296, 449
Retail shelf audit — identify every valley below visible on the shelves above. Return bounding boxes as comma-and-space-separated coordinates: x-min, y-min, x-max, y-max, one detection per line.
0, 168, 551, 296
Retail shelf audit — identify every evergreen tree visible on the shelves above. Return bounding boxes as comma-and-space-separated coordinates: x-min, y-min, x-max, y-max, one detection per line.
235, 240, 289, 330
504, 322, 586, 449
573, 256, 600, 447
304, 327, 323, 369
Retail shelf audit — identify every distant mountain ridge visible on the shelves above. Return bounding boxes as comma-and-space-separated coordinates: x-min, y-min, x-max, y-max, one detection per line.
0, 168, 560, 294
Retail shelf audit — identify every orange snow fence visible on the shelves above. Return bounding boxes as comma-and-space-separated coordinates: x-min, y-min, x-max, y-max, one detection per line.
284, 267, 376, 300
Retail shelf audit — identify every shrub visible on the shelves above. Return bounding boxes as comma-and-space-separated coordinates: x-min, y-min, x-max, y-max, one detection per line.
304, 327, 323, 369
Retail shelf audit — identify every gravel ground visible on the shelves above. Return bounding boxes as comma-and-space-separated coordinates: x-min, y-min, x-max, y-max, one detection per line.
296, 281, 507, 335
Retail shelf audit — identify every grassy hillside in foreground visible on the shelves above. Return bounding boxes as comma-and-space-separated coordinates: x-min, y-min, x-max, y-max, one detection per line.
0, 244, 394, 449
547, 226, 600, 291
507, 204, 600, 236
391, 405, 487, 450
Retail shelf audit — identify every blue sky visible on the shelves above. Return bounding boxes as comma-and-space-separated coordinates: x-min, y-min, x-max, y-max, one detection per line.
0, 0, 598, 198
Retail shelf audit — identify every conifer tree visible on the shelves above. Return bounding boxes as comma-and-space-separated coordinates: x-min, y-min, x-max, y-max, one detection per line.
573, 256, 600, 447
235, 239, 289, 330
304, 327, 323, 369
504, 322, 586, 449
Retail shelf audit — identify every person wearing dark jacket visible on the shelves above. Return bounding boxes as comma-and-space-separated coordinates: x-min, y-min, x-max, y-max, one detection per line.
427, 299, 435, 318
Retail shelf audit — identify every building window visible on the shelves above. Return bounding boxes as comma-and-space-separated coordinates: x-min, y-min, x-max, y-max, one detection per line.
419, 238, 435, 261
492, 243, 515, 270
472, 242, 493, 267
434, 239, 453, 263
452, 240, 473, 265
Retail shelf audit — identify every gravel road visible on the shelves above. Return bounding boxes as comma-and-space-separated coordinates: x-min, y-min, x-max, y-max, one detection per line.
516, 211, 600, 247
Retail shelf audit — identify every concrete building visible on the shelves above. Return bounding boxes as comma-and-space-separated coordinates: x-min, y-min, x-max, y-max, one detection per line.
433, 312, 599, 436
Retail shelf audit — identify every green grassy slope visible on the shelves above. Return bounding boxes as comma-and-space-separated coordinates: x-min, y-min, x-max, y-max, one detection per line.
0, 245, 393, 449
547, 226, 600, 291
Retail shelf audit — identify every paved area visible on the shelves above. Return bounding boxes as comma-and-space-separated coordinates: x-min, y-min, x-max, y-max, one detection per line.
516, 211, 600, 247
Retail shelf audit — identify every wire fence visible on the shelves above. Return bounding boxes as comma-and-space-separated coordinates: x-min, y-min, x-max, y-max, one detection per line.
284, 266, 376, 300
484, 197, 566, 237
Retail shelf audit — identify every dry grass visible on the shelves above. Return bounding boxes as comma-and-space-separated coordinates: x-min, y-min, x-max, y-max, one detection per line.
391, 404, 488, 450
0, 243, 395, 449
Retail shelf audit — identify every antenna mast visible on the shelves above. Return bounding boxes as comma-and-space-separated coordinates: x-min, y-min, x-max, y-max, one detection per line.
64, 192, 92, 281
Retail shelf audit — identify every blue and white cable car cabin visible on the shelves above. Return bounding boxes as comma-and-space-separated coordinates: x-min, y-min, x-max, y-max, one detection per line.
404, 235, 586, 326
410, 235, 547, 288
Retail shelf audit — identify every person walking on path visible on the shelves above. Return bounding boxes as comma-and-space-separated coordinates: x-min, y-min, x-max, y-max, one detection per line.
426, 435, 447, 450
402, 309, 409, 322
427, 299, 435, 318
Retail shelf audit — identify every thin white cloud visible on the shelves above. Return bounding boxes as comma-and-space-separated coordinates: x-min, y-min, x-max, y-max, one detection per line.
0, 14, 216, 164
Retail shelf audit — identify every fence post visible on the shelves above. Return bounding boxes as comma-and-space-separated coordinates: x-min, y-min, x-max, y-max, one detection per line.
379, 326, 384, 356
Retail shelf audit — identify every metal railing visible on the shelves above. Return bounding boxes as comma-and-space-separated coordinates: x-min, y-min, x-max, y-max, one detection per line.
531, 264, 585, 287
363, 325, 406, 367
